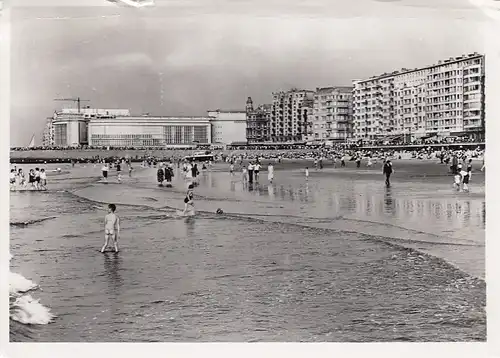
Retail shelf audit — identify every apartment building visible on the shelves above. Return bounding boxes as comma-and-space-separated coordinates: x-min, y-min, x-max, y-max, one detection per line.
353, 52, 485, 142
42, 114, 55, 147
270, 89, 314, 143
246, 97, 272, 143
311, 86, 353, 143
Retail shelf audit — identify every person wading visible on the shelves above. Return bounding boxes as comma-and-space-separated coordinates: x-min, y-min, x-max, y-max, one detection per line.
383, 159, 393, 188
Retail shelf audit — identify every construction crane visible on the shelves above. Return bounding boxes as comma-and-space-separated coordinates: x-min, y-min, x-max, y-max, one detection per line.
54, 97, 90, 113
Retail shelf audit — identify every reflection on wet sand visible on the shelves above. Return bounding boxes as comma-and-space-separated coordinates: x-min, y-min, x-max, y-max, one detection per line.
189, 171, 484, 244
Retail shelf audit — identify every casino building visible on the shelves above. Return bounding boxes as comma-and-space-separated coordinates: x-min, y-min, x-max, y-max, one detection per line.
89, 115, 212, 147
49, 108, 212, 148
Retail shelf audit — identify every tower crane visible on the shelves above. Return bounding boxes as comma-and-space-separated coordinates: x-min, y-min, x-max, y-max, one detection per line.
54, 97, 90, 113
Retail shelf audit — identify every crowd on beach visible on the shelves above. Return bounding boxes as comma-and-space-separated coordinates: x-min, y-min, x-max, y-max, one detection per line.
11, 144, 484, 253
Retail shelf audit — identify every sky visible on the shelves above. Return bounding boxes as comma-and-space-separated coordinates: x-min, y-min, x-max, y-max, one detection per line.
7, 0, 490, 146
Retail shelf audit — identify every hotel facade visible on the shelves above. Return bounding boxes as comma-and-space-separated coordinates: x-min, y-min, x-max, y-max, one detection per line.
353, 52, 485, 142
245, 97, 272, 143
311, 86, 354, 143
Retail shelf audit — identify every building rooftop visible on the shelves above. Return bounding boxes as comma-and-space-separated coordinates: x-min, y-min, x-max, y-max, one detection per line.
354, 52, 484, 84
315, 86, 353, 94
208, 109, 246, 113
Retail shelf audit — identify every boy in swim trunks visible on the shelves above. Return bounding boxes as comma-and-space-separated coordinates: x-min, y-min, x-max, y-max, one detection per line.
101, 204, 120, 253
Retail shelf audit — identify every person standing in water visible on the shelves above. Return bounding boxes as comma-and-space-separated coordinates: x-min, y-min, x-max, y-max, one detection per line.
267, 163, 274, 184
102, 162, 109, 182
254, 162, 261, 181
305, 167, 309, 181
183, 184, 195, 216
10, 169, 16, 190
40, 169, 47, 190
116, 161, 122, 183
383, 159, 393, 187
248, 162, 255, 184
101, 204, 120, 253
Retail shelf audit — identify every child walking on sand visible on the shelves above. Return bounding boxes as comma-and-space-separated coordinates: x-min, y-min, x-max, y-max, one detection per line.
101, 204, 120, 253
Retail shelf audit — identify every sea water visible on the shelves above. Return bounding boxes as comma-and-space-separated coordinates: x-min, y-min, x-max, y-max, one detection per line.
9, 161, 485, 342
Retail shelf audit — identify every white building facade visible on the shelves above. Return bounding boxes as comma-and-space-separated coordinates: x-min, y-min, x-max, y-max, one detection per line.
88, 116, 211, 147
208, 110, 247, 145
311, 86, 353, 143
52, 108, 131, 147
353, 53, 485, 142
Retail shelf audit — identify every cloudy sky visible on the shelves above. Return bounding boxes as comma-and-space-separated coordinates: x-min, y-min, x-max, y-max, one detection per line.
8, 0, 489, 146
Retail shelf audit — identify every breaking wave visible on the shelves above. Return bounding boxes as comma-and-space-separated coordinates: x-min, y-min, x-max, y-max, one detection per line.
10, 254, 55, 330
10, 217, 56, 227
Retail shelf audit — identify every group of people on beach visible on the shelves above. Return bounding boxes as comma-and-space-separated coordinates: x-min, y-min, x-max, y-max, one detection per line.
100, 159, 133, 183
95, 146, 483, 253
10, 167, 47, 191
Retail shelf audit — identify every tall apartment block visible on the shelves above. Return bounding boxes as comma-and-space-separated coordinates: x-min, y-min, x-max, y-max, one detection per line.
311, 86, 354, 142
270, 89, 314, 143
42, 115, 55, 147
353, 52, 485, 142
246, 97, 272, 143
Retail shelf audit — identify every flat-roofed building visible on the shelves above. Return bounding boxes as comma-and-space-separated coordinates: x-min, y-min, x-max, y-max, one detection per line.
312, 86, 353, 143
88, 115, 211, 147
353, 52, 485, 142
52, 108, 130, 147
208, 109, 247, 145
271, 89, 314, 143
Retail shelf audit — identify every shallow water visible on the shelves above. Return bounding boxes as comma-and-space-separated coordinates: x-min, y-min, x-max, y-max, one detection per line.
9, 161, 486, 342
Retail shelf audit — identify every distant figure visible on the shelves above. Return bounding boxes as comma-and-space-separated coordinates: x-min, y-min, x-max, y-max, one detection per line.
40, 169, 47, 190
254, 162, 261, 181
18, 169, 26, 187
453, 164, 463, 191
356, 156, 361, 168
267, 163, 274, 184
157, 164, 165, 185
101, 204, 120, 253
230, 163, 235, 176
102, 163, 109, 182
248, 162, 254, 184
116, 162, 122, 183
305, 167, 309, 181
183, 184, 195, 216
383, 159, 393, 187
481, 154, 485, 172
367, 158, 373, 167
10, 169, 16, 190
451, 155, 458, 175
462, 159, 473, 192
242, 167, 248, 183
28, 169, 36, 190
128, 163, 133, 177
341, 155, 346, 168
34, 168, 41, 189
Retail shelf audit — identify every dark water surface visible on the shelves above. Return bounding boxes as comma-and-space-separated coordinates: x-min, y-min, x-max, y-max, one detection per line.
9, 161, 486, 342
